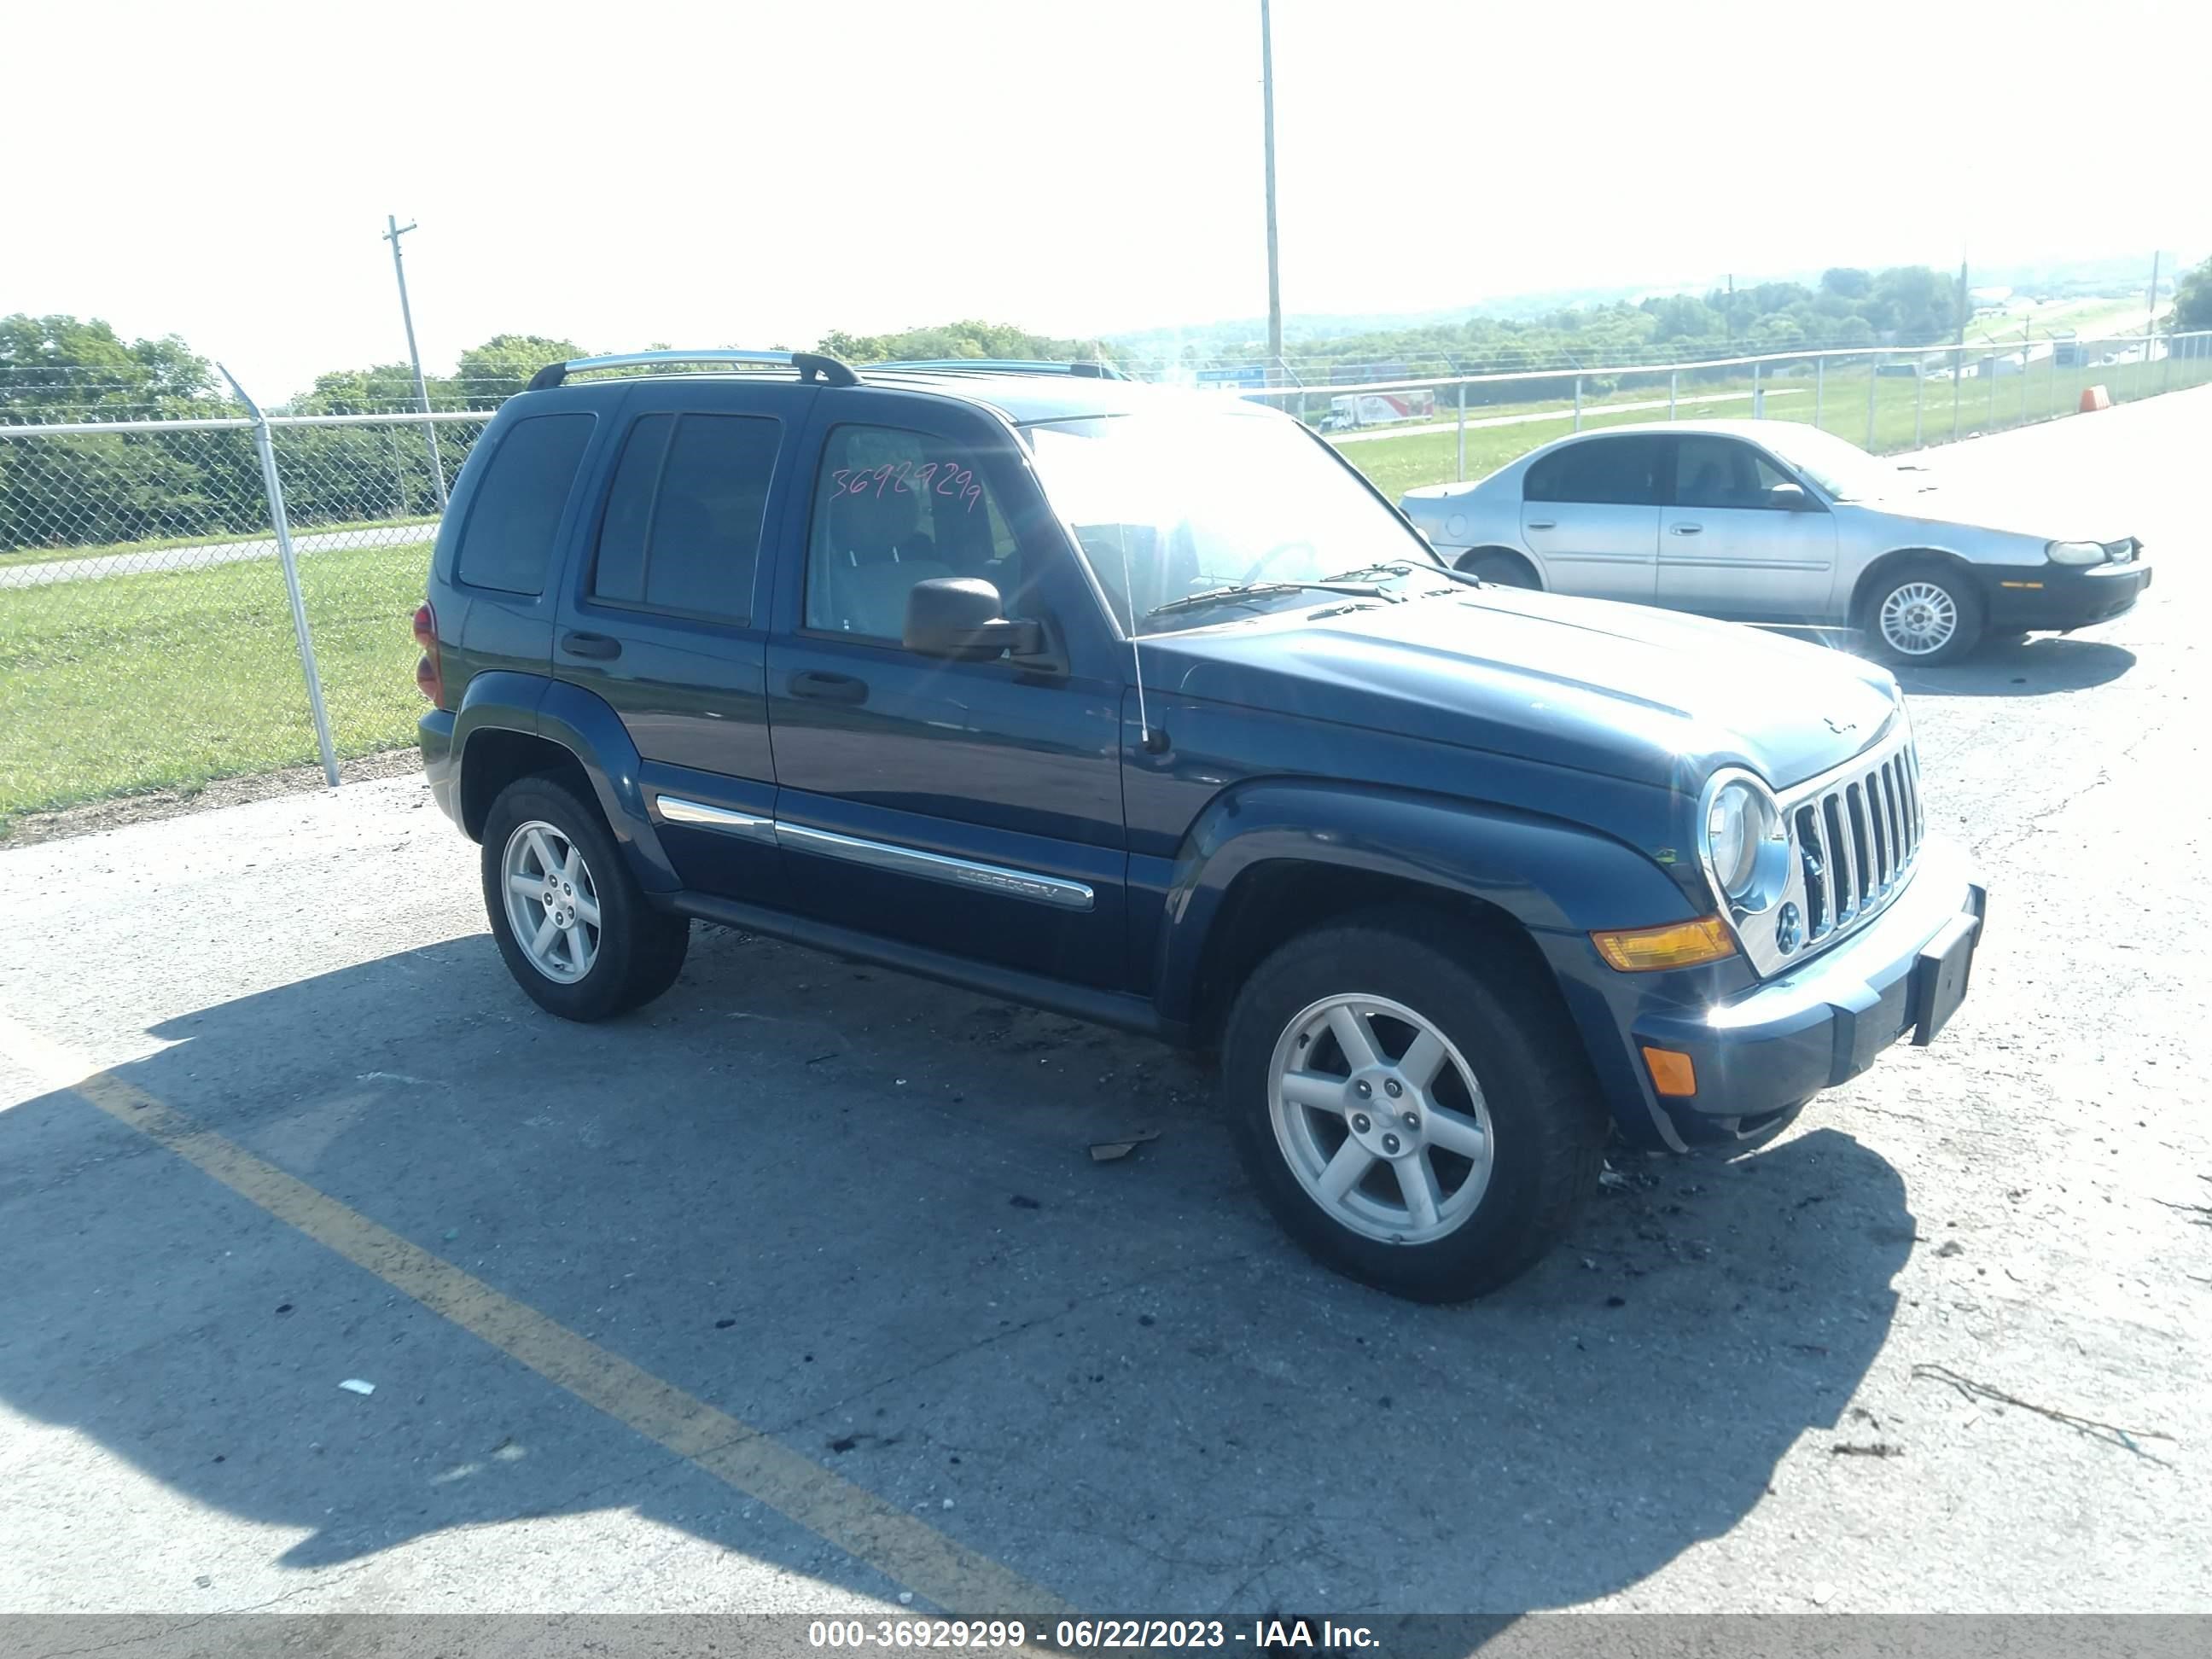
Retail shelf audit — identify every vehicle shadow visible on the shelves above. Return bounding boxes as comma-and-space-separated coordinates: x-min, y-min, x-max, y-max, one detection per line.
0, 928, 1915, 1615
1894, 635, 2138, 698
1757, 625, 2138, 697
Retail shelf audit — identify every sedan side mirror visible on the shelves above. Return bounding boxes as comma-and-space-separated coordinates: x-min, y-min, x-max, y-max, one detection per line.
904, 577, 1043, 661
1771, 482, 1821, 512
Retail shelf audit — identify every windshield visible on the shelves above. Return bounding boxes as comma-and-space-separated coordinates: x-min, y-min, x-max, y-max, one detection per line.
1022, 410, 1448, 633
1755, 423, 1909, 502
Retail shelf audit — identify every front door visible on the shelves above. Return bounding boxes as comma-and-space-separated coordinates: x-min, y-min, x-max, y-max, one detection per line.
1656, 435, 1838, 620
552, 380, 817, 901
763, 393, 1129, 988
1517, 433, 1667, 602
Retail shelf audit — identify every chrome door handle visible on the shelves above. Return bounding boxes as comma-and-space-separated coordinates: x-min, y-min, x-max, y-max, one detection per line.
1670, 524, 1703, 535
1526, 520, 1557, 530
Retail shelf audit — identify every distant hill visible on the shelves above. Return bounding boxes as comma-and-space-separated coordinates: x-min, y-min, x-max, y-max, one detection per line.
1103, 250, 2199, 364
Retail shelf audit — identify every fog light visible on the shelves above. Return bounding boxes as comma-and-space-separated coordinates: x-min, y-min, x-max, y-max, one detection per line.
1641, 1046, 1697, 1097
1776, 902, 1802, 954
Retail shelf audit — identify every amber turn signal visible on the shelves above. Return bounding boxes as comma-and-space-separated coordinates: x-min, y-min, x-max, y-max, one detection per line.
1591, 916, 1737, 972
1641, 1046, 1698, 1097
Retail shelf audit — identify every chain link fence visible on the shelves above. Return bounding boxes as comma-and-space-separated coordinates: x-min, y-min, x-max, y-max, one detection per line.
3, 332, 2208, 835
0, 410, 485, 832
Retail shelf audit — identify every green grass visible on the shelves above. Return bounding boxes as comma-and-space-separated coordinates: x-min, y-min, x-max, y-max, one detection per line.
0, 511, 439, 568
0, 539, 431, 832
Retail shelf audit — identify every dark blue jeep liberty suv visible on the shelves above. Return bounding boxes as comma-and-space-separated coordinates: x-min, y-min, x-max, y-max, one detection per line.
416, 349, 1988, 1301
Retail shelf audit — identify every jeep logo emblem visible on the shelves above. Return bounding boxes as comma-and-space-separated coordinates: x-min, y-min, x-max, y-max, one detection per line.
1824, 716, 1857, 735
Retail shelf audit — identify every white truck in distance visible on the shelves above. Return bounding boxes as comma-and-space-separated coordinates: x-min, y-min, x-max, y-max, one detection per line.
1319, 389, 1436, 432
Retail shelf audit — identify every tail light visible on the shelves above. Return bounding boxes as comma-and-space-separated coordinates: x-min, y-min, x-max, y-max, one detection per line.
412, 602, 443, 705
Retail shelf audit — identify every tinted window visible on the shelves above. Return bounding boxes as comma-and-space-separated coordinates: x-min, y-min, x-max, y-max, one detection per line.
591, 413, 779, 621
591, 414, 670, 604
454, 412, 594, 595
1523, 436, 1665, 506
805, 426, 1019, 640
1674, 436, 1802, 510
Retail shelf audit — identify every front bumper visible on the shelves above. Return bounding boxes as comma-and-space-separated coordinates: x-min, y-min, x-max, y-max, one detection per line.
1981, 556, 2151, 631
1628, 834, 1987, 1145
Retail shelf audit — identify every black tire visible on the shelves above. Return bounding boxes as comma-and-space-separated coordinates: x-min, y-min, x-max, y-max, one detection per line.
1220, 907, 1607, 1302
1855, 560, 1985, 667
1458, 548, 1540, 589
480, 774, 689, 1022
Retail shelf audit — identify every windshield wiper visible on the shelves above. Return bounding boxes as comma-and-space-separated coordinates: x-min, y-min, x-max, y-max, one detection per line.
1320, 561, 1481, 590
1140, 579, 1394, 621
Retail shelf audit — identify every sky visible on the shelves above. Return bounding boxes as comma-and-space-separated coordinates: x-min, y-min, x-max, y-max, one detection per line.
9, 0, 2205, 400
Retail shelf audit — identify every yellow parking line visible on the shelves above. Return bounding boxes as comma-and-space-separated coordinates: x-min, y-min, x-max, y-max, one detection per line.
0, 1014, 1069, 1615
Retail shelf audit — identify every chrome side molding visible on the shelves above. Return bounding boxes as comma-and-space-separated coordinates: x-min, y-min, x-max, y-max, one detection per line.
775, 823, 1095, 912
653, 795, 776, 844
650, 795, 1093, 912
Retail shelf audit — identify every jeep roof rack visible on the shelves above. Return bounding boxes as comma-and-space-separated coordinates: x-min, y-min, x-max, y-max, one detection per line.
864, 358, 1127, 381
527, 349, 859, 392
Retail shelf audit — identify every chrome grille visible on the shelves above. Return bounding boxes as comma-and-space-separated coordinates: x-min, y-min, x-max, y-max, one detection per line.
1786, 730, 1924, 948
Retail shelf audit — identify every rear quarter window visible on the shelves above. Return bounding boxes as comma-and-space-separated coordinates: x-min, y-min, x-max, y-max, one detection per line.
453, 411, 596, 595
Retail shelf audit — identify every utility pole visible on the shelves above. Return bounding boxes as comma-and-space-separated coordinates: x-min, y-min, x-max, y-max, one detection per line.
383, 214, 447, 511
1260, 0, 1283, 386
2145, 249, 2162, 358
1953, 250, 1968, 440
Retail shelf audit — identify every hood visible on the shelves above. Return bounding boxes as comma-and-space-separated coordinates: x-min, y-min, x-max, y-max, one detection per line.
1846, 466, 2129, 544
1140, 585, 1903, 792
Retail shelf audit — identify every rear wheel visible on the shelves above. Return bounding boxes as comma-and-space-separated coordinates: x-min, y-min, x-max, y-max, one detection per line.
1220, 910, 1605, 1302
1857, 561, 1985, 667
1458, 548, 1540, 589
481, 775, 689, 1022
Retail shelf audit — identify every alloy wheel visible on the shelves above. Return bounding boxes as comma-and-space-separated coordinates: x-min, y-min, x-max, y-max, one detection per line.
500, 819, 602, 982
1266, 993, 1495, 1245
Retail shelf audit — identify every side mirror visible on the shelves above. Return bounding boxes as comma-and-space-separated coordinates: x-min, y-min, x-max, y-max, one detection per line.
903, 577, 1042, 661
1771, 482, 1820, 512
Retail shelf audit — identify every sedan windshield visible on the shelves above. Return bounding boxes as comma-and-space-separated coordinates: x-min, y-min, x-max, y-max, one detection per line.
1755, 423, 1910, 502
1023, 410, 1451, 633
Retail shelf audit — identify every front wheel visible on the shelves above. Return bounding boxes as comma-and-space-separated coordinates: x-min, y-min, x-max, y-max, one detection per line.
1220, 911, 1606, 1302
480, 775, 690, 1022
1857, 562, 1985, 667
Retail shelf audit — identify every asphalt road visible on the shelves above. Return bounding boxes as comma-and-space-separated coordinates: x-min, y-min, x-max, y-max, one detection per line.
2, 387, 2207, 1621
0, 521, 432, 590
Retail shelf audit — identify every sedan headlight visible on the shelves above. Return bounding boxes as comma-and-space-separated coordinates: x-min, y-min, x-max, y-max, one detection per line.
1698, 769, 1790, 917
2047, 540, 2107, 566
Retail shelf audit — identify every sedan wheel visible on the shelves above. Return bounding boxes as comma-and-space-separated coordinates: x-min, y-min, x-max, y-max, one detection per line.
1859, 563, 1984, 667
1878, 581, 1959, 657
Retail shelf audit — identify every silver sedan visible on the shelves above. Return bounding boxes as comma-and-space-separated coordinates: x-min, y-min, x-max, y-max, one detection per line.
1397, 419, 2151, 665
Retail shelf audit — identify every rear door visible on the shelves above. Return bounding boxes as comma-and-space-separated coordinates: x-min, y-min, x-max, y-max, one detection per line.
761, 391, 1129, 988
1656, 434, 1838, 620
1518, 434, 1666, 602
551, 380, 815, 902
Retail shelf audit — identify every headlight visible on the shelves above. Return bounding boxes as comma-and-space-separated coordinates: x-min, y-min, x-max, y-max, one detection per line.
2047, 540, 2106, 566
1699, 770, 1790, 916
